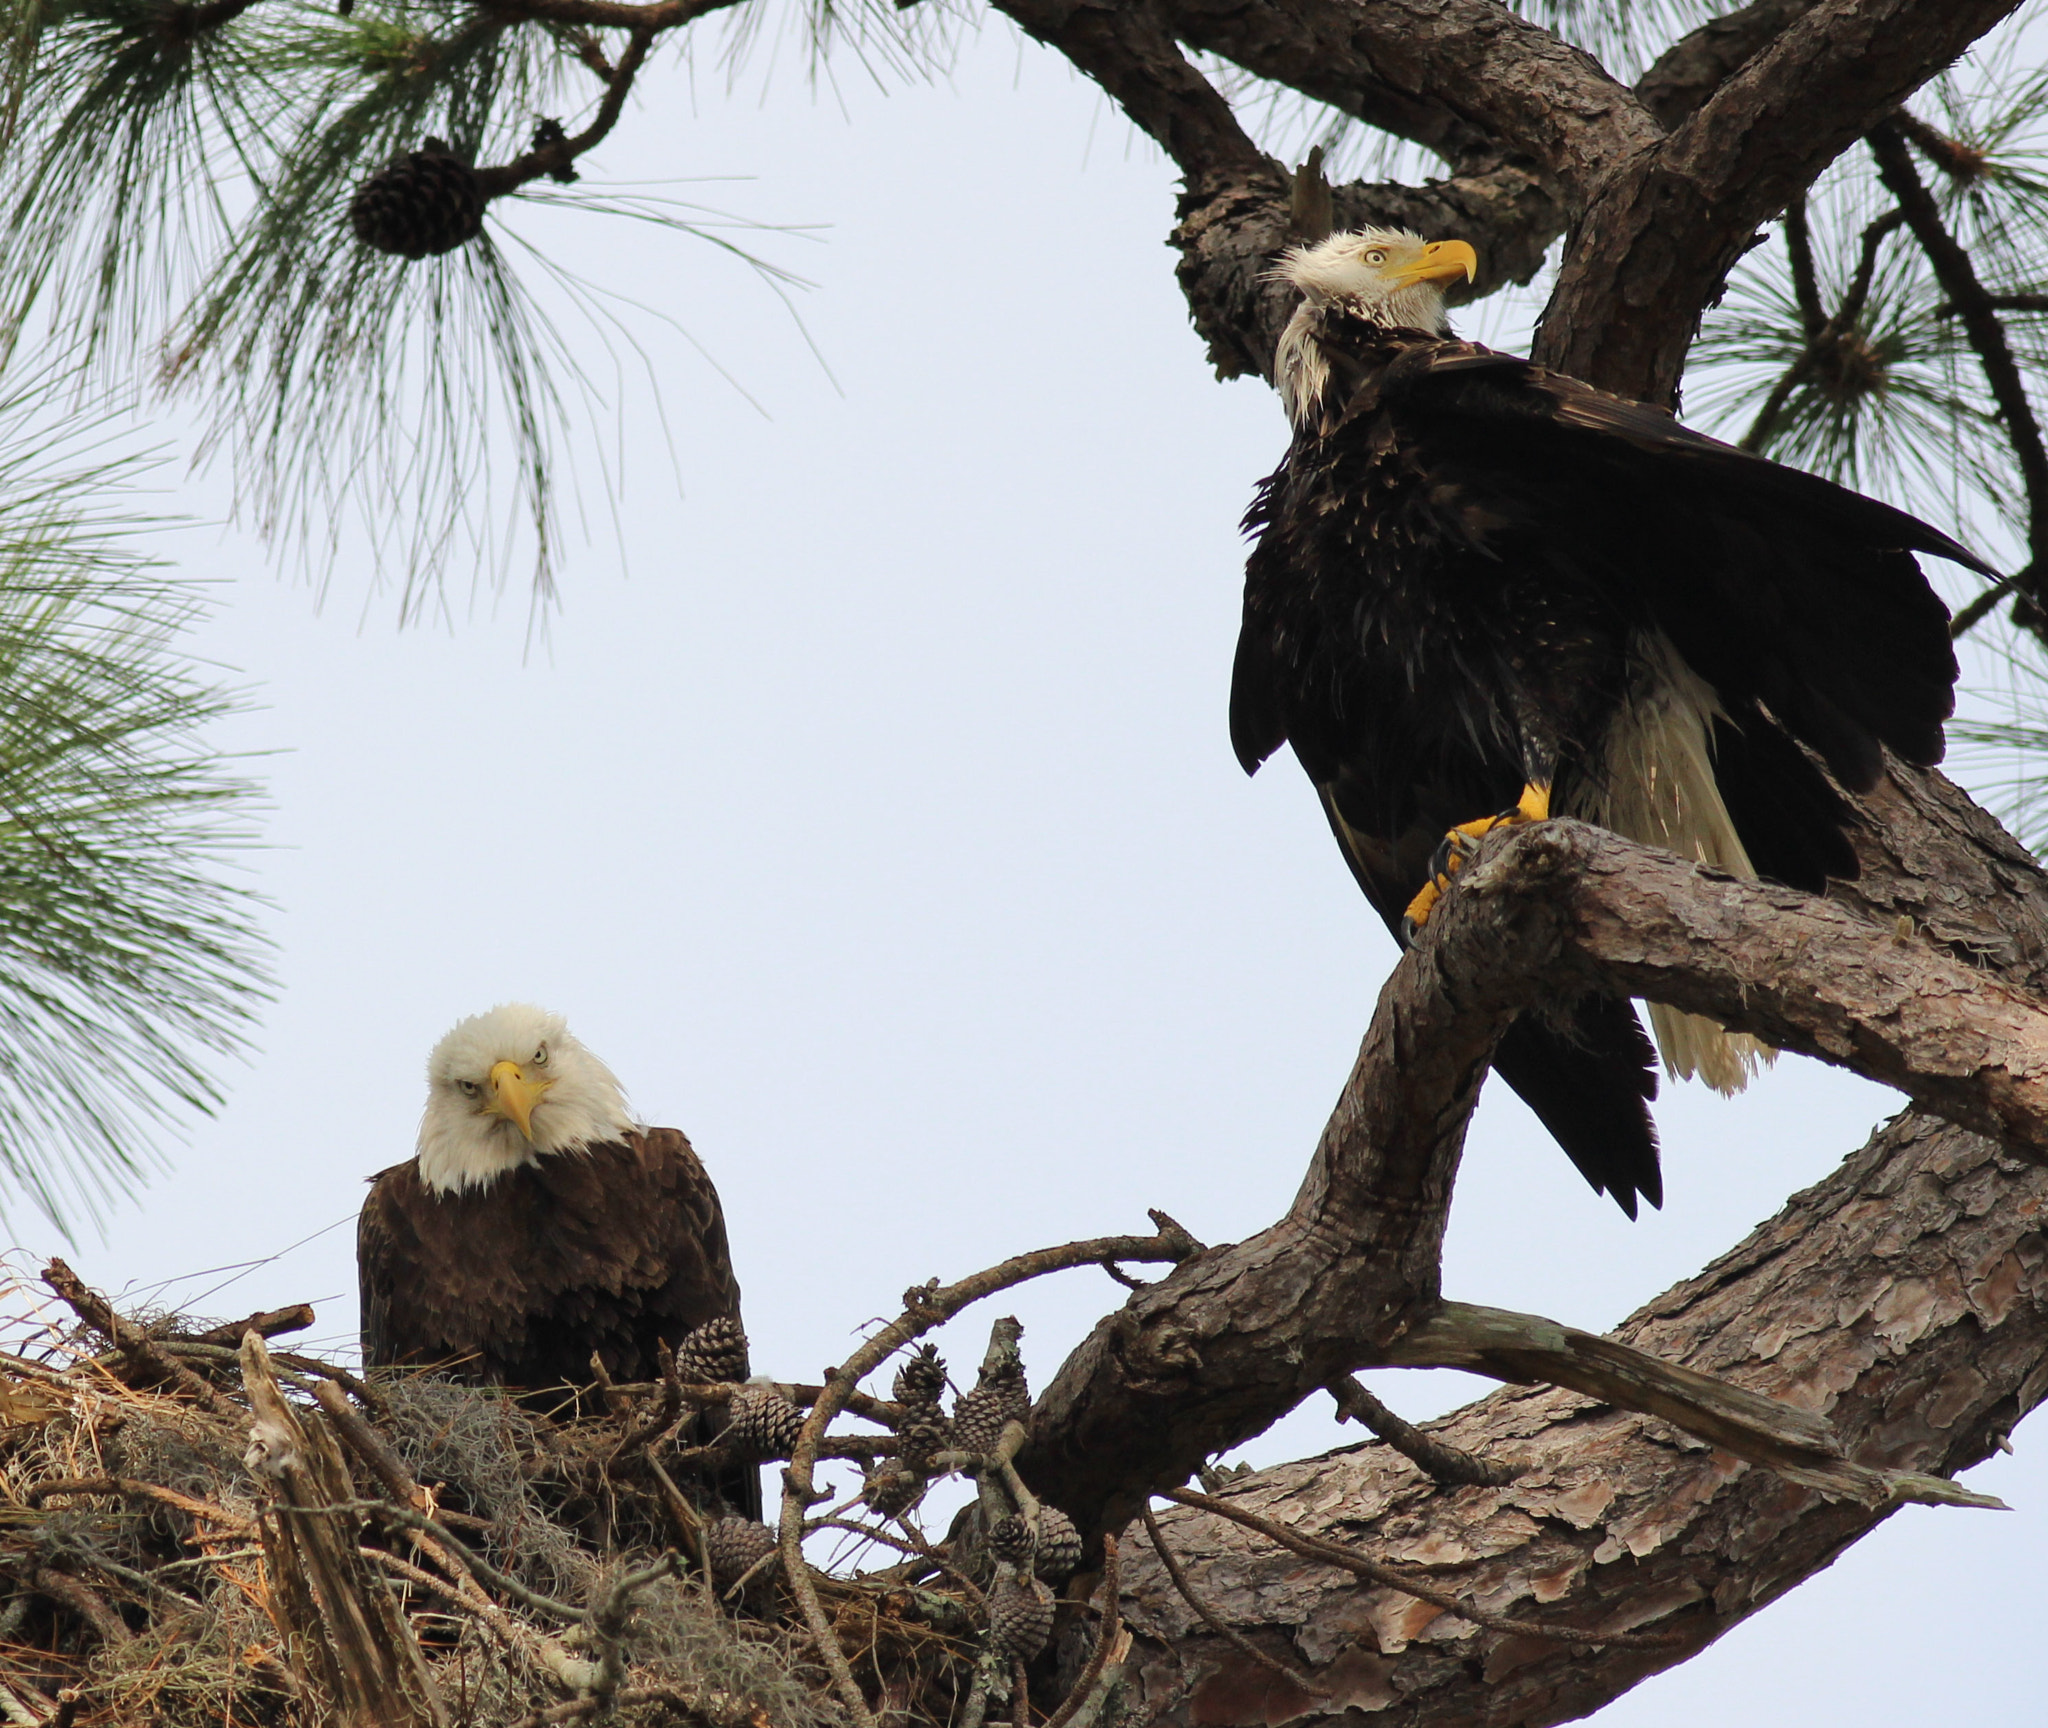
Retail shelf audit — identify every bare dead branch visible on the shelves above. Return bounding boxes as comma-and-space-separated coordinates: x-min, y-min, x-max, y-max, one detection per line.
1139, 1506, 1328, 1694
1160, 1489, 1691, 1648
1327, 1378, 1518, 1489
1040, 1531, 1127, 1728
42, 1260, 241, 1421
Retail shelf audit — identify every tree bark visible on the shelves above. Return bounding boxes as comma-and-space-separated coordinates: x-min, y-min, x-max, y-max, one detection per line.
1117, 1107, 2044, 1726
951, 4, 2048, 1721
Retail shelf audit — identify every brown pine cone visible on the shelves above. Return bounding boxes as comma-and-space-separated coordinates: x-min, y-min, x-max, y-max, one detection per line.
704, 1517, 778, 1589
953, 1360, 1028, 1459
861, 1461, 921, 1516
892, 1344, 947, 1408
675, 1316, 751, 1385
988, 1514, 1033, 1567
893, 1407, 952, 1475
727, 1386, 805, 1460
1034, 1507, 1082, 1584
348, 140, 485, 259
988, 1572, 1055, 1660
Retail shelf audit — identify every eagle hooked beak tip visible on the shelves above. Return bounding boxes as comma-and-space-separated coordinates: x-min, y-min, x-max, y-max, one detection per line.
485, 1059, 552, 1141
1397, 239, 1478, 288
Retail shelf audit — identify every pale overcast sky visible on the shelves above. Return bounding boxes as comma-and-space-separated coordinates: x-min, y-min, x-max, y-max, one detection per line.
9, 20, 2038, 1724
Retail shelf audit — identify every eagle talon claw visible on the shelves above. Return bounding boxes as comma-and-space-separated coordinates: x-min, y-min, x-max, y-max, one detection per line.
1400, 783, 1551, 940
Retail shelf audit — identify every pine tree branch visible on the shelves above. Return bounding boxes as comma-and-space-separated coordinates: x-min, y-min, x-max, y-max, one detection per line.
1535, 0, 2023, 399
1739, 205, 1905, 450
1869, 115, 2048, 626
475, 23, 657, 195
1161, 0, 1661, 194
1782, 195, 1826, 336
1025, 793, 2048, 1533
1635, 0, 1819, 129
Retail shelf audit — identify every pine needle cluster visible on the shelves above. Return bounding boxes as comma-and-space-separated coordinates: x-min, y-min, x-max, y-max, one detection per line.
0, 377, 270, 1235
0, 0, 940, 616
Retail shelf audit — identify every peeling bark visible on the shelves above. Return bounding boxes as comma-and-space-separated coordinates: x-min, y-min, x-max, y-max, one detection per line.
950, 3, 2048, 1721
1117, 1109, 2045, 1725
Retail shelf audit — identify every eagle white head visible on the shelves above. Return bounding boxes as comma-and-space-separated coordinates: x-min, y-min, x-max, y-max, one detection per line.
416, 1003, 637, 1195
1273, 228, 1479, 427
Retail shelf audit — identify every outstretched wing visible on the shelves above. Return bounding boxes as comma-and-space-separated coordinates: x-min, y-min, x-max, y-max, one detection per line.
1322, 327, 1976, 792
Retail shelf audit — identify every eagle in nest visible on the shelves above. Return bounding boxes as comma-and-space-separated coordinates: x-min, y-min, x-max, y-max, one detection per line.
1231, 228, 1987, 1216
358, 1003, 756, 1510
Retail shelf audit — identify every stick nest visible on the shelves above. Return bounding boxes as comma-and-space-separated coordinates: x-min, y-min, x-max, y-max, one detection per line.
0, 1258, 1023, 1728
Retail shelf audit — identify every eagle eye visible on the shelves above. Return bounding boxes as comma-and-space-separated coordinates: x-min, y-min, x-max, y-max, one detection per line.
1363, 247, 1387, 266
532, 1043, 548, 1066
458, 1079, 481, 1098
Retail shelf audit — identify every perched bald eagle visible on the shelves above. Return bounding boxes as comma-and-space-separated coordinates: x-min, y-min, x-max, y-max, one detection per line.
358, 1003, 756, 1507
1233, 229, 1986, 1215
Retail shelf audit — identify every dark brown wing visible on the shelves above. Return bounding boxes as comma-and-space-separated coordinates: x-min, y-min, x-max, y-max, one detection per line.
1312, 322, 1980, 787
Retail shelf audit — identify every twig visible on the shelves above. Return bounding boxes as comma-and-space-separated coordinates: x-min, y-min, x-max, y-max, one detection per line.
1161, 1490, 1689, 1649
185, 1305, 316, 1347
586, 1352, 633, 1422
1040, 1532, 1128, 1728
1139, 1507, 1327, 1695
1328, 1377, 1519, 1488
351, 1502, 588, 1623
32, 1568, 130, 1646
606, 1348, 685, 1477
1871, 116, 2048, 593
1951, 566, 2029, 637
1783, 196, 1826, 338
642, 1456, 709, 1575
807, 1518, 988, 1605
475, 21, 658, 197
1011, 1654, 1029, 1728
781, 1220, 1200, 1728
311, 1381, 429, 1510
24, 1476, 255, 1533
1741, 208, 1905, 451
42, 1259, 241, 1421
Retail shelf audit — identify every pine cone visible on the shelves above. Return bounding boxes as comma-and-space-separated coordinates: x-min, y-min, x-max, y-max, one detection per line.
349, 140, 485, 259
988, 1514, 1033, 1568
892, 1345, 947, 1408
893, 1408, 951, 1476
675, 1316, 751, 1386
727, 1386, 805, 1460
988, 1572, 1054, 1660
861, 1461, 921, 1517
704, 1517, 778, 1589
953, 1362, 1028, 1459
1033, 1507, 1082, 1584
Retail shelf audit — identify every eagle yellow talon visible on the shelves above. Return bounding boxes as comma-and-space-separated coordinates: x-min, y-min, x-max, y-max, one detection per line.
1401, 781, 1552, 941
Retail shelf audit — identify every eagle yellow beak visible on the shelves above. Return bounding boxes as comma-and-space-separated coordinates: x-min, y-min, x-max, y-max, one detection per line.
1395, 239, 1478, 288
485, 1059, 553, 1140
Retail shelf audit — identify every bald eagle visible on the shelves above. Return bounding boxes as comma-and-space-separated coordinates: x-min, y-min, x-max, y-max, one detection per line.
358, 1003, 756, 1507
1232, 229, 1986, 1215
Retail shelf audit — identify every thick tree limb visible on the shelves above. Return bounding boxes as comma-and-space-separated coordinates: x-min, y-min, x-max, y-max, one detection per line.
1635, 0, 1818, 130
1118, 1108, 2045, 1725
1162, 0, 1660, 196
1534, 0, 2023, 398
1025, 799, 2048, 1535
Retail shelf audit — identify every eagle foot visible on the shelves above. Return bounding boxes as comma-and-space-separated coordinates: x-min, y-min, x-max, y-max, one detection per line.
1401, 782, 1550, 941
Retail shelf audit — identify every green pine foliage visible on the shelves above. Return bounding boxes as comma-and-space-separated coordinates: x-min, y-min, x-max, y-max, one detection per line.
0, 0, 932, 616
0, 380, 271, 1235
